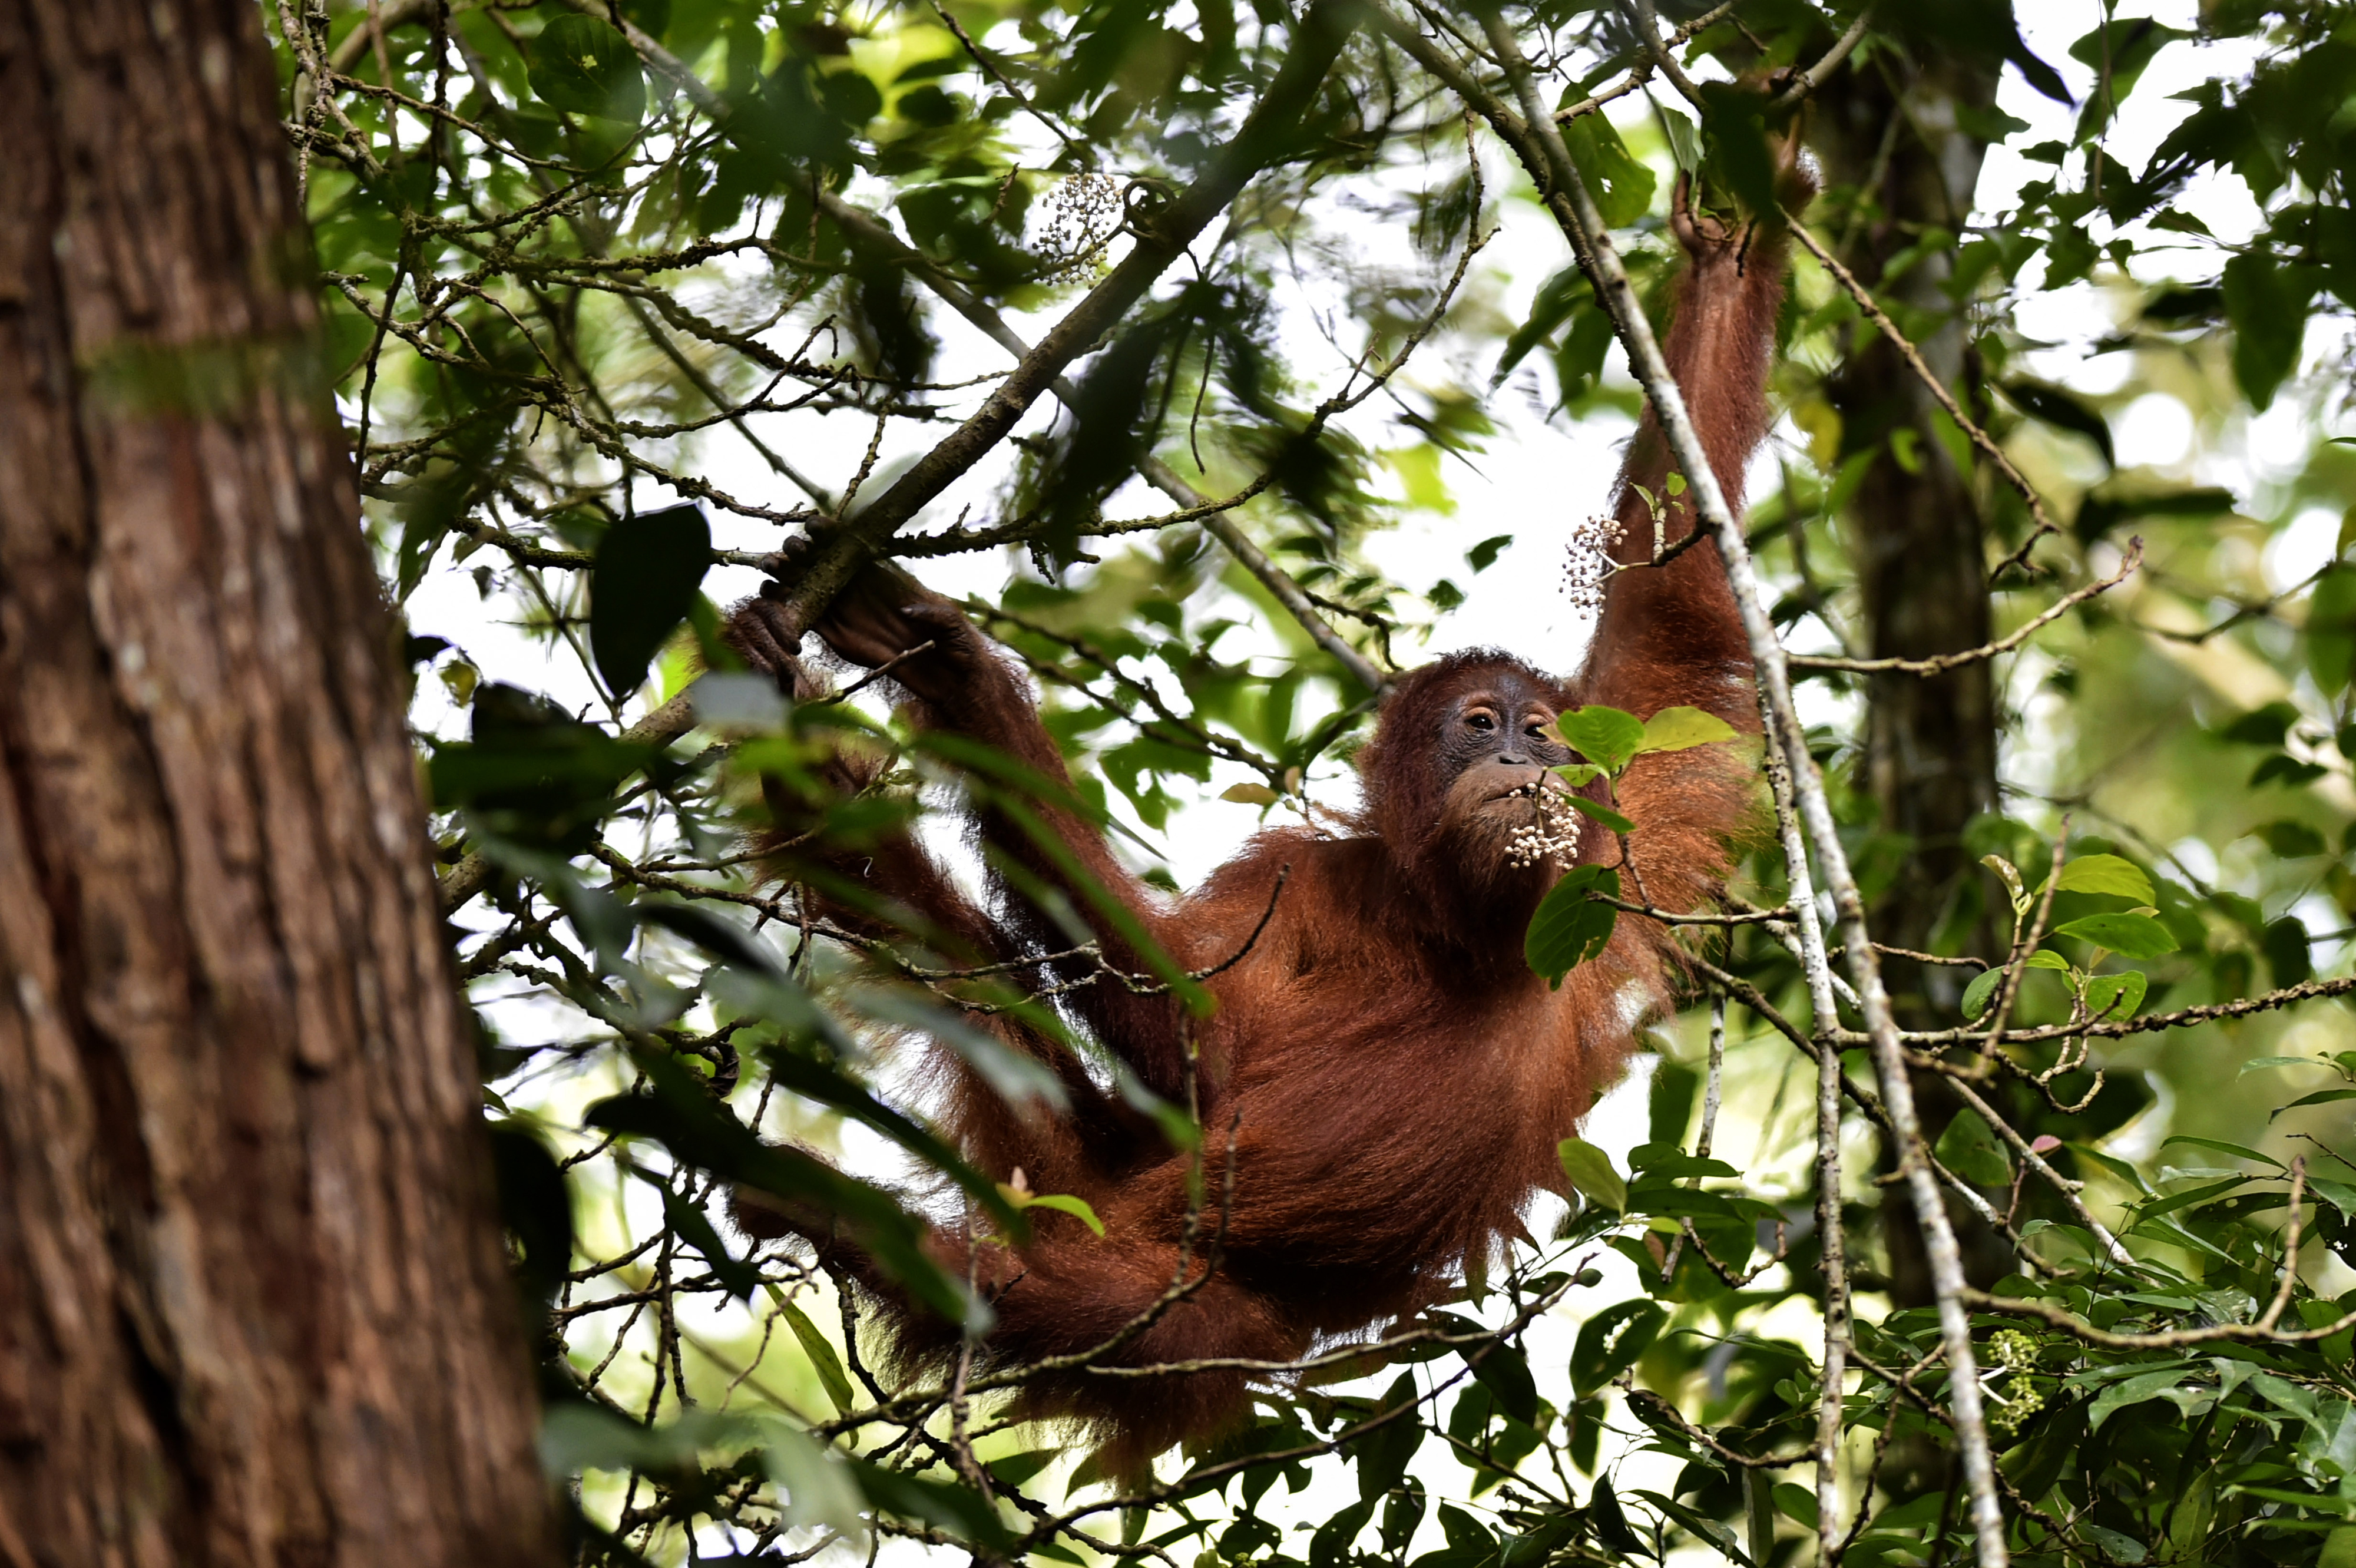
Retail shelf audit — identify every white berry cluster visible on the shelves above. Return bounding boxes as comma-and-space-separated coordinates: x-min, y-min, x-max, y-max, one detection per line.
1036, 172, 1125, 285
1503, 781, 1582, 871
1560, 511, 1627, 614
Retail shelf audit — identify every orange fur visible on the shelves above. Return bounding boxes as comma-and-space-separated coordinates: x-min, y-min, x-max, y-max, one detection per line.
729, 204, 1796, 1470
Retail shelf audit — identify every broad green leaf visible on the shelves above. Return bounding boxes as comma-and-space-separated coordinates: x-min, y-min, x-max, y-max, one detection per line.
2222, 252, 2316, 411
1934, 1108, 2012, 1187
529, 14, 647, 123
1556, 1137, 1627, 1213
2082, 970, 2147, 1021
2102, 1365, 2186, 1431
1571, 1299, 1663, 1395
1470, 1343, 1540, 1427
1221, 782, 1279, 805
1556, 706, 1646, 774
2053, 912, 2178, 958
1526, 864, 1620, 985
1960, 965, 2005, 1020
1634, 705, 1739, 756
591, 504, 709, 697
1564, 795, 1633, 834
1560, 112, 1656, 228
2049, 852, 2156, 904
1494, 267, 1585, 385
1772, 1482, 1818, 1530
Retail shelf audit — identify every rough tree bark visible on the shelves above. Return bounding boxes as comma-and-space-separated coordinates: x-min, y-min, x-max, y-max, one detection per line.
0, 0, 554, 1560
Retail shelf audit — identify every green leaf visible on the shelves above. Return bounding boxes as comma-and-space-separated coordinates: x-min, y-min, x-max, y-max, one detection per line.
1556, 1137, 1627, 1213
529, 14, 647, 123
2000, 380, 2115, 467
2265, 915, 2313, 985
2089, 1367, 2190, 1431
1983, 853, 2027, 914
2222, 252, 2317, 411
584, 1053, 977, 1322
1017, 1192, 1106, 1236
2052, 912, 2178, 958
1659, 105, 1702, 173
848, 1457, 1015, 1548
2240, 1054, 2324, 1075
2049, 852, 2155, 903
2271, 1087, 2356, 1120
1556, 706, 1646, 773
763, 1421, 867, 1534
1634, 704, 1739, 756
1571, 1300, 1663, 1395
1220, 781, 1279, 806
1772, 1483, 1818, 1530
2082, 970, 2147, 1020
2160, 1134, 2284, 1170
1960, 965, 2005, 1020
1560, 112, 1656, 229
1470, 1344, 1540, 1427
1494, 267, 1585, 385
591, 504, 710, 697
1564, 795, 1633, 834
1467, 534, 1514, 572
1696, 81, 1776, 218
2256, 819, 2327, 858
777, 1298, 856, 1415
1934, 1108, 2013, 1187
1525, 864, 1620, 985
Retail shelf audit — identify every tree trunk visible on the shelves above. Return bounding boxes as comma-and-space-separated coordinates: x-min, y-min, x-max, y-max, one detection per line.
0, 0, 554, 1560
1813, 58, 2013, 1316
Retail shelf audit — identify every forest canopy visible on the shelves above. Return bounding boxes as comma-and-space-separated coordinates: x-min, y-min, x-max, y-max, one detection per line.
266, 0, 2356, 1562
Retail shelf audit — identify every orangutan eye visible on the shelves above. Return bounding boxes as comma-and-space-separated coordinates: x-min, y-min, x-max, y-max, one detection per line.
1525, 722, 1547, 738
1467, 713, 1495, 731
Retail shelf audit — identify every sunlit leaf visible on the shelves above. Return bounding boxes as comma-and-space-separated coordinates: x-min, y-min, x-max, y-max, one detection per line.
1557, 706, 1646, 773
2053, 912, 2178, 958
2048, 853, 2155, 904
1556, 1137, 1627, 1213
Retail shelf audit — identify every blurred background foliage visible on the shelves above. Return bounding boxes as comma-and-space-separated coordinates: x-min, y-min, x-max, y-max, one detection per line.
273, 0, 2356, 1560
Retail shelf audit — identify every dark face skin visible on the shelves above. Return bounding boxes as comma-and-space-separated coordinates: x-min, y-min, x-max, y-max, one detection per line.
1435, 671, 1576, 858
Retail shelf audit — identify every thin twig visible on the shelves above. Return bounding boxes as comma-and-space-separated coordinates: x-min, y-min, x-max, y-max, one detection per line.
1786, 218, 2061, 581
1790, 540, 2142, 674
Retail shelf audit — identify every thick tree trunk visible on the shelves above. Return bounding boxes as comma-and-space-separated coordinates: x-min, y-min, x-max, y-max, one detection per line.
0, 0, 554, 1561
1816, 60, 2004, 1006
1813, 54, 2014, 1321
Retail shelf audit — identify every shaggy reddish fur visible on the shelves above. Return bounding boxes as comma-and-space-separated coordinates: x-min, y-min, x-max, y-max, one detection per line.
729, 200, 1794, 1471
